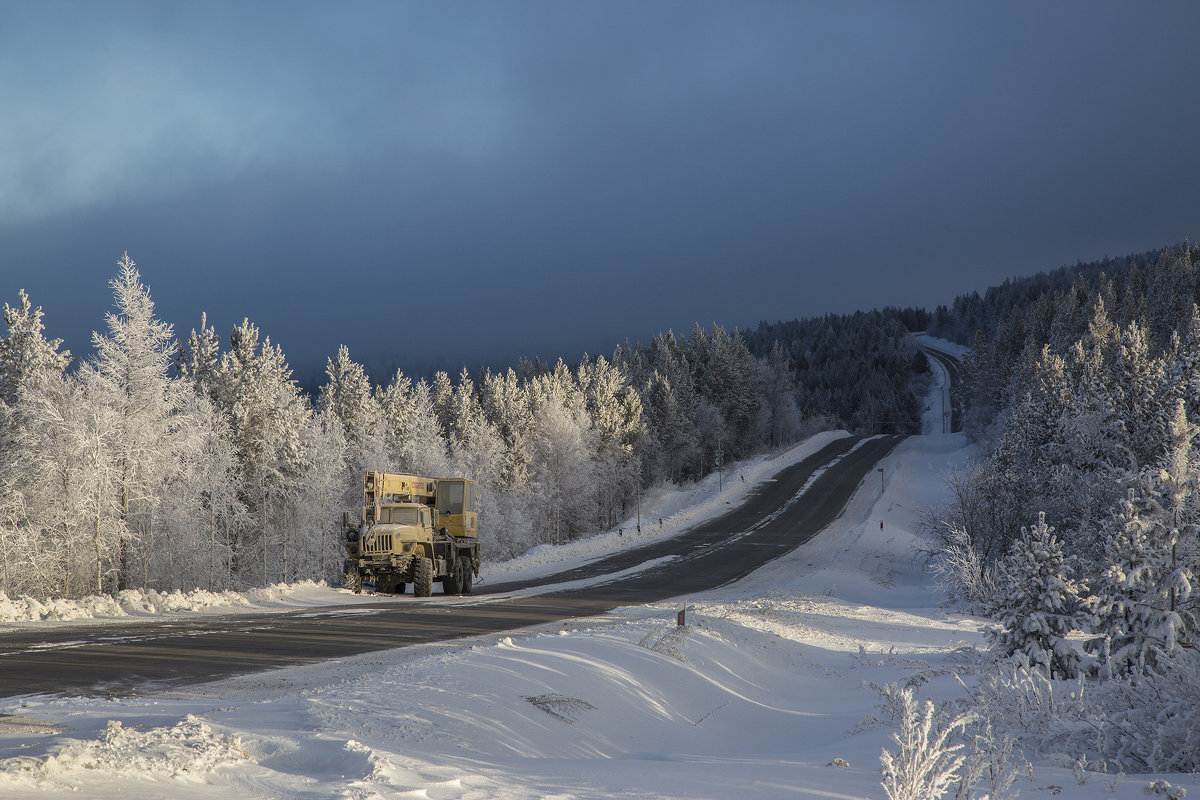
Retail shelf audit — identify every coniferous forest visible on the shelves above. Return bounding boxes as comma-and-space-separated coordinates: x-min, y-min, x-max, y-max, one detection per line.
0, 253, 927, 598
928, 241, 1200, 773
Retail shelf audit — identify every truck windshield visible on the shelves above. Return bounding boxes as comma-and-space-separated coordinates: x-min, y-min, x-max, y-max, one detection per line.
437, 481, 464, 515
385, 507, 420, 525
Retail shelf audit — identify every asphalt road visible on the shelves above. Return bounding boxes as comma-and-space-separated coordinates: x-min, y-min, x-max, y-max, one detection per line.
922, 345, 963, 434
0, 434, 904, 699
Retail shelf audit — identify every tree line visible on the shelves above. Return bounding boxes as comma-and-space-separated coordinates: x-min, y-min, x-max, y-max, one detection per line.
0, 254, 927, 599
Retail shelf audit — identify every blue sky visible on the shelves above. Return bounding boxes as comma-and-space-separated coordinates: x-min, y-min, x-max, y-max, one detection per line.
4, 1, 1199, 383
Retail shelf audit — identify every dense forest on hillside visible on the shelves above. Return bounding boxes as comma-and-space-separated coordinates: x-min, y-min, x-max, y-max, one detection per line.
927, 241, 1200, 773
746, 309, 931, 435
0, 254, 928, 599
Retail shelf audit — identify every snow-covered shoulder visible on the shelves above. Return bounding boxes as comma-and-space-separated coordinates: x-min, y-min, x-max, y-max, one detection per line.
0, 581, 384, 627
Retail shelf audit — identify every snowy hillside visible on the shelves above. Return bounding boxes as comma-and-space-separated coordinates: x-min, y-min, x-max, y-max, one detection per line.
0, 350, 1192, 799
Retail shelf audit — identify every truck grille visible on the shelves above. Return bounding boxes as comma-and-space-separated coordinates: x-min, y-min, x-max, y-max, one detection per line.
363, 533, 393, 555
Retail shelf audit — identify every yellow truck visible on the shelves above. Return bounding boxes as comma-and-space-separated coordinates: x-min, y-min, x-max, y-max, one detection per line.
343, 471, 480, 596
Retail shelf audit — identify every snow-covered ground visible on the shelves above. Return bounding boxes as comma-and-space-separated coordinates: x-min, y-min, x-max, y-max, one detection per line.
0, 349, 1192, 799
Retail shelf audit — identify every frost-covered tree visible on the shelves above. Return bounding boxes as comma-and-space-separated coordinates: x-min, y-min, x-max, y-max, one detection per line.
1089, 401, 1198, 675
0, 290, 76, 595
985, 511, 1090, 678
430, 369, 455, 441
175, 312, 221, 395
479, 367, 535, 493
288, 405, 346, 584
702, 325, 763, 459
317, 345, 382, 456
377, 372, 451, 477
448, 388, 507, 526
0, 371, 121, 597
163, 388, 249, 591
760, 340, 802, 449
86, 253, 178, 590
992, 346, 1071, 491
212, 318, 311, 584
1108, 320, 1167, 471
528, 391, 594, 545
317, 345, 387, 517
0, 289, 71, 408
577, 354, 642, 528
640, 370, 697, 484
1088, 488, 1193, 676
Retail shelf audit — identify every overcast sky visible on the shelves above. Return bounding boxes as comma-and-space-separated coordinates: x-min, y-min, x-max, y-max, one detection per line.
3, 1, 1199, 383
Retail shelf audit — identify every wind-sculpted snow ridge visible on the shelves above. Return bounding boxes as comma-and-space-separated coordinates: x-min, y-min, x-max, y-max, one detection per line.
0, 581, 335, 624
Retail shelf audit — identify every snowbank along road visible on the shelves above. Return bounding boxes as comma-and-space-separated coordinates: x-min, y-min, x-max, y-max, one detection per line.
0, 435, 903, 698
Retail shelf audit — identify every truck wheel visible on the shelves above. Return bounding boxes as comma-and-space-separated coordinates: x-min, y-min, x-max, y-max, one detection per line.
414, 557, 433, 597
442, 559, 461, 595
459, 555, 474, 595
343, 565, 362, 594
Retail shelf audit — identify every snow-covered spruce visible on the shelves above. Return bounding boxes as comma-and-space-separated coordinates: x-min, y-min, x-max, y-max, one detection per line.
983, 511, 1089, 679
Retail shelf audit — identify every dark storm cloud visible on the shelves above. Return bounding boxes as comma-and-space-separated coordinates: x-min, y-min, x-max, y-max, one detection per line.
3, 1, 1199, 380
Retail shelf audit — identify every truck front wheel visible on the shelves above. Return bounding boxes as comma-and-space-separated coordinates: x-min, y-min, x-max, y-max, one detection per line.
343, 563, 362, 594
413, 557, 433, 597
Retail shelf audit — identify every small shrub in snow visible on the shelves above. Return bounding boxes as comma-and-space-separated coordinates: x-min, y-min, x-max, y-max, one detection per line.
523, 694, 596, 726
637, 624, 690, 663
1091, 649, 1200, 773
880, 687, 974, 800
964, 647, 1200, 775
1144, 780, 1187, 799
930, 524, 997, 612
957, 660, 1090, 767
853, 681, 911, 734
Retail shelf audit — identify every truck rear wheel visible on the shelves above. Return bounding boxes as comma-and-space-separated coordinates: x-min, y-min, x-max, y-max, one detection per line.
413, 557, 433, 597
459, 555, 474, 595
442, 558, 462, 594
